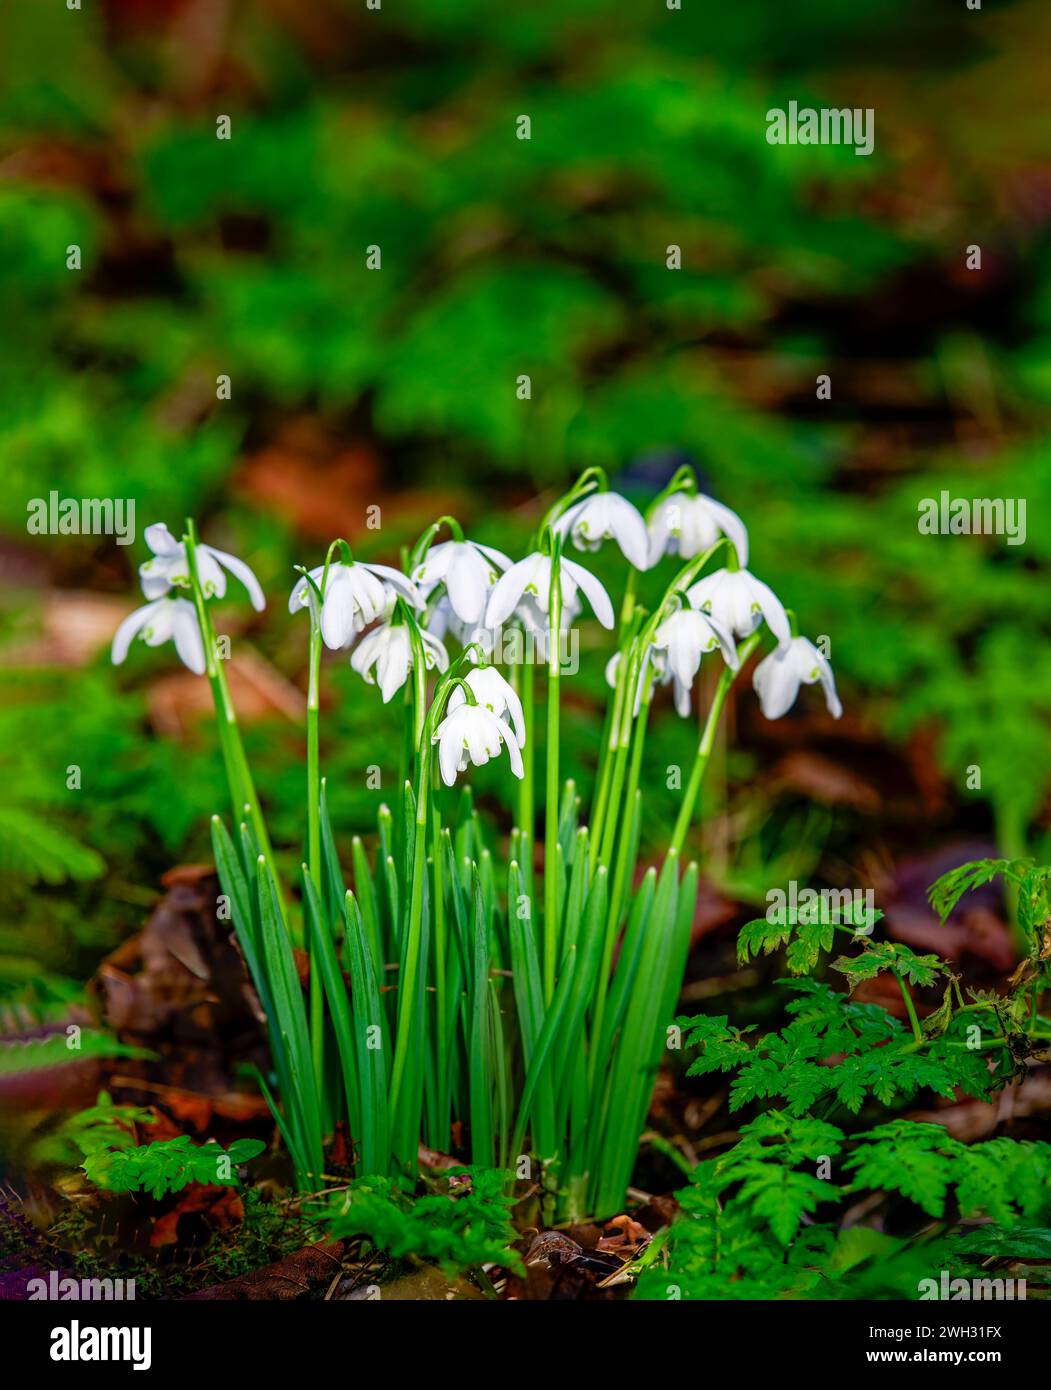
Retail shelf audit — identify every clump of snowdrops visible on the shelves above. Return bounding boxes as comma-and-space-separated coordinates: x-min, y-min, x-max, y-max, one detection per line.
112, 467, 840, 1218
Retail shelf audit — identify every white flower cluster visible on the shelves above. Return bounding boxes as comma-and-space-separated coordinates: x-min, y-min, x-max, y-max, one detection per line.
111, 523, 265, 676
112, 481, 841, 783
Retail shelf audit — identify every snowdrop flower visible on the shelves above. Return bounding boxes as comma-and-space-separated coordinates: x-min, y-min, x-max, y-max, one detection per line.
111, 596, 205, 675
648, 492, 749, 568
553, 491, 650, 570
289, 560, 421, 651
139, 523, 265, 612
350, 622, 449, 703
486, 553, 614, 631
753, 637, 842, 721
412, 540, 512, 627
432, 702, 524, 786
686, 567, 790, 647
446, 666, 525, 747
652, 607, 739, 717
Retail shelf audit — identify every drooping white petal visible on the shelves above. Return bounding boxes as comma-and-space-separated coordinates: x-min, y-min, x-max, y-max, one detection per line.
486, 554, 542, 628
144, 523, 181, 557
111, 597, 204, 675
207, 545, 266, 612
444, 544, 491, 626
111, 599, 165, 665
194, 548, 227, 600
320, 567, 361, 649
497, 715, 525, 778
792, 638, 843, 719
560, 557, 614, 629
696, 494, 749, 568
556, 492, 650, 569
436, 714, 465, 786
748, 574, 791, 649
413, 541, 455, 593
139, 563, 175, 600
289, 564, 326, 615
753, 637, 841, 721
170, 600, 206, 675
362, 562, 422, 609
420, 629, 450, 672
752, 645, 801, 720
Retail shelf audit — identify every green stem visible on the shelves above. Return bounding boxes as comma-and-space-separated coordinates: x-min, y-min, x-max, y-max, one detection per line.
597, 641, 639, 872
432, 798, 448, 1147
543, 549, 563, 1003
894, 970, 923, 1043
516, 657, 535, 893
668, 634, 760, 858
590, 648, 628, 872
184, 521, 274, 868
388, 757, 430, 1121
589, 676, 653, 1083
305, 613, 325, 1098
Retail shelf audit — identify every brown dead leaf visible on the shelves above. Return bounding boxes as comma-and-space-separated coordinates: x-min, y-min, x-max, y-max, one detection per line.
150, 1185, 243, 1249
95, 864, 270, 1096
184, 1240, 346, 1300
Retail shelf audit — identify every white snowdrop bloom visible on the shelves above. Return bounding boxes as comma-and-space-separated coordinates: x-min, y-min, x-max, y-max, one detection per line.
647, 492, 749, 568
686, 567, 790, 647
446, 666, 525, 746
753, 637, 842, 721
111, 597, 205, 675
432, 703, 524, 786
485, 552, 614, 631
412, 540, 512, 627
553, 491, 650, 570
652, 607, 739, 717
350, 622, 449, 703
288, 560, 421, 650
139, 523, 266, 612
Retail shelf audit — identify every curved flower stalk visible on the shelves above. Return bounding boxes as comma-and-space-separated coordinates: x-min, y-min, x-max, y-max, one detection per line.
139, 522, 266, 611
351, 619, 448, 703
111, 595, 205, 675
753, 636, 842, 720
686, 564, 790, 647
289, 555, 420, 651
